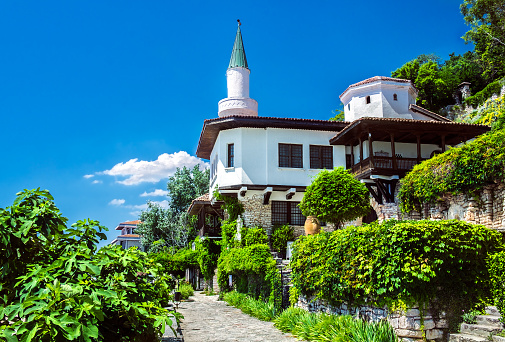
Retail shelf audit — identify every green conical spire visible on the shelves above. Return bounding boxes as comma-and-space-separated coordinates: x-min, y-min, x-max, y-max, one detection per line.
228, 20, 248, 69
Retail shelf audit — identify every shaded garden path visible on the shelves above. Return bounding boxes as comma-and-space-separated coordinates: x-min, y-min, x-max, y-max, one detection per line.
178, 291, 298, 342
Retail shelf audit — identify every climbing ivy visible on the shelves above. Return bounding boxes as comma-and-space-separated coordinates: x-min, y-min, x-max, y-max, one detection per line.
400, 95, 505, 212
213, 189, 244, 221
217, 244, 282, 312
290, 219, 502, 317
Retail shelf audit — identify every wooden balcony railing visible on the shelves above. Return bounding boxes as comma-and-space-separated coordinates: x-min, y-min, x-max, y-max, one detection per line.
351, 156, 423, 176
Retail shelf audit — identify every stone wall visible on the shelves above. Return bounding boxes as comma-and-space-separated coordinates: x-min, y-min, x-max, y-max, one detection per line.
297, 296, 448, 342
240, 194, 272, 230
370, 182, 505, 233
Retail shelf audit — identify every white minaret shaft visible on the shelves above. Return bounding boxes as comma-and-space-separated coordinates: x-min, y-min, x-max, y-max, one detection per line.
218, 21, 258, 118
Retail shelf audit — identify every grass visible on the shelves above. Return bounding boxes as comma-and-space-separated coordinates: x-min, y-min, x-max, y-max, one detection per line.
178, 282, 194, 300
274, 306, 399, 342
223, 291, 399, 342
222, 291, 277, 321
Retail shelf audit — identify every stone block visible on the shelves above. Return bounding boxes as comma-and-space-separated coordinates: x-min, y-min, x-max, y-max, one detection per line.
395, 329, 423, 338
405, 308, 420, 317
425, 329, 444, 340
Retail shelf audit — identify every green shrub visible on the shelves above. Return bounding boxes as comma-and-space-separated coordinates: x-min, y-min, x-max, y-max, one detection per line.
400, 94, 505, 212
178, 282, 194, 300
220, 219, 238, 250
0, 189, 177, 341
152, 248, 198, 275
464, 78, 504, 108
272, 224, 294, 255
299, 167, 371, 228
274, 308, 398, 342
218, 244, 282, 312
223, 291, 276, 321
488, 251, 505, 325
194, 236, 220, 286
290, 220, 502, 314
240, 226, 268, 247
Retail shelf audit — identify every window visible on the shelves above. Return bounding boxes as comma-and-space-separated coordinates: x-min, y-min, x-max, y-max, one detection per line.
348, 103, 351, 110
393, 93, 398, 101
271, 201, 305, 225
366, 96, 371, 104
310, 145, 333, 169
227, 144, 234, 167
210, 154, 218, 180
279, 143, 303, 168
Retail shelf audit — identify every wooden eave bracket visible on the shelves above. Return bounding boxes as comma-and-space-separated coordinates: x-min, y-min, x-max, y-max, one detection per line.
239, 186, 247, 197
263, 187, 273, 205
285, 188, 296, 200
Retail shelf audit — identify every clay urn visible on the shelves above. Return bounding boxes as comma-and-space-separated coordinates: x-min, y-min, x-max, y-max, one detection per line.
304, 216, 321, 235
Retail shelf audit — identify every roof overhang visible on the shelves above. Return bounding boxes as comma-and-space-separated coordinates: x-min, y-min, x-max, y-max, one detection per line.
329, 117, 490, 146
196, 115, 348, 160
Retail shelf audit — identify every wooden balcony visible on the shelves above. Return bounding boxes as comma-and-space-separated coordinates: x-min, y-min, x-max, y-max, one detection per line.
351, 156, 424, 179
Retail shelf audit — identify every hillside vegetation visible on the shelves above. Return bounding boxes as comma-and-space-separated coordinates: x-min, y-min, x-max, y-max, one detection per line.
399, 94, 505, 212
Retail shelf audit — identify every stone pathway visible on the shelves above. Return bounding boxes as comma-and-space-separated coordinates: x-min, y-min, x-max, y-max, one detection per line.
178, 291, 299, 342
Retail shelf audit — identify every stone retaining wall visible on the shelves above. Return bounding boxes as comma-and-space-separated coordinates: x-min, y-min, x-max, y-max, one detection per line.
372, 182, 505, 233
297, 296, 448, 341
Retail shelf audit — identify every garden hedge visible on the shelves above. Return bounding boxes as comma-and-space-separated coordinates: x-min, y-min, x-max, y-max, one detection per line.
290, 219, 503, 311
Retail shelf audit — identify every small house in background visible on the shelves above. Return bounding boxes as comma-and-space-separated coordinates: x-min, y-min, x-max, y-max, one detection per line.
110, 220, 144, 251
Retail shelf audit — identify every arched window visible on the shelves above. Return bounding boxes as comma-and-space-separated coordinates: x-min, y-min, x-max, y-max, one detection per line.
366, 96, 371, 104
393, 93, 398, 101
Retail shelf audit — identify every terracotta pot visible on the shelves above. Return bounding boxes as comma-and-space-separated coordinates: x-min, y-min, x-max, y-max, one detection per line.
304, 216, 321, 235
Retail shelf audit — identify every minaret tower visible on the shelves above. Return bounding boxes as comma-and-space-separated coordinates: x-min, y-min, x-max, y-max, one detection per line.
218, 20, 258, 117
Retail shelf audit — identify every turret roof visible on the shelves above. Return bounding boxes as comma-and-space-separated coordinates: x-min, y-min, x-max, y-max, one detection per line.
228, 21, 248, 69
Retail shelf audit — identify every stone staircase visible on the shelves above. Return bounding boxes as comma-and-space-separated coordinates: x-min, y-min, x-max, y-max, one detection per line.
450, 306, 504, 342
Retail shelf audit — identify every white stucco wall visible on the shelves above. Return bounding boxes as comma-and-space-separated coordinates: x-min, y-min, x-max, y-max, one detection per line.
227, 67, 249, 98
341, 81, 418, 122
209, 127, 344, 193
218, 66, 258, 117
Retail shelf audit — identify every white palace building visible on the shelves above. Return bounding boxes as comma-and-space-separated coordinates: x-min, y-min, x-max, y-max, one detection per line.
188, 22, 489, 237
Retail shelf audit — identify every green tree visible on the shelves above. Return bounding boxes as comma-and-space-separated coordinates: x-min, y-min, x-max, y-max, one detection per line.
168, 165, 210, 214
461, 0, 505, 81
137, 164, 210, 252
0, 189, 176, 341
299, 167, 371, 228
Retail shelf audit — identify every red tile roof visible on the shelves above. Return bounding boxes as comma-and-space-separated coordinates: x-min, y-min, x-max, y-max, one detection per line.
340, 76, 415, 98
117, 234, 141, 238
120, 220, 141, 225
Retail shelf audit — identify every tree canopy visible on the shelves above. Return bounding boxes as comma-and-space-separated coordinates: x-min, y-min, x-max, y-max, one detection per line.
298, 167, 371, 228
0, 189, 175, 341
461, 0, 505, 81
137, 164, 210, 252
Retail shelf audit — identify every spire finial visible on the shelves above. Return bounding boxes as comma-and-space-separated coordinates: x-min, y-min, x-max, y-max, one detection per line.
237, 19, 241, 26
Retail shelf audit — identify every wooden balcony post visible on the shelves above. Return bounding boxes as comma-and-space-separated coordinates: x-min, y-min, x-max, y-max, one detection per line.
416, 134, 421, 163
441, 135, 446, 152
390, 133, 397, 170
368, 132, 374, 169
350, 142, 355, 167
359, 136, 363, 172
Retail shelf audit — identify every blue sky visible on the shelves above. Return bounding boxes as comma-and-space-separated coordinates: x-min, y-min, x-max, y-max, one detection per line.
0, 0, 472, 247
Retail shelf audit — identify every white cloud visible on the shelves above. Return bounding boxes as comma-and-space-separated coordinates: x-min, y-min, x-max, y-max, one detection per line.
127, 200, 169, 217
140, 189, 169, 197
100, 151, 207, 186
83, 174, 94, 179
109, 199, 126, 206
92, 180, 102, 184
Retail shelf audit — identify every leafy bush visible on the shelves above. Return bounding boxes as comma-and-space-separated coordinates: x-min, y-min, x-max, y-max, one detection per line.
400, 94, 505, 212
274, 308, 399, 342
290, 220, 502, 314
240, 226, 268, 247
178, 282, 194, 300
220, 219, 238, 250
217, 244, 282, 312
299, 167, 371, 228
272, 224, 294, 255
488, 251, 505, 325
0, 189, 177, 341
152, 248, 198, 275
223, 291, 277, 321
194, 236, 220, 285
464, 78, 504, 108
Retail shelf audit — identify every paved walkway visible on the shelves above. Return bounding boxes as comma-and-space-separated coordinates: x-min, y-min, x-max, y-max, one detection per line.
178, 291, 299, 342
